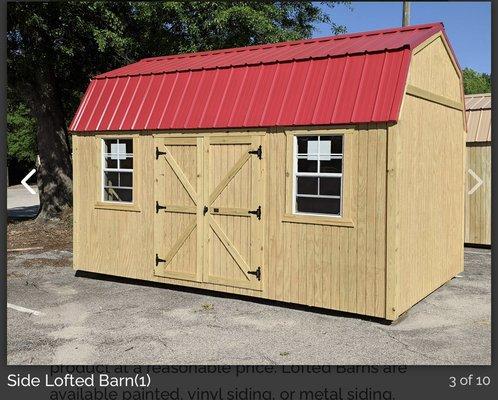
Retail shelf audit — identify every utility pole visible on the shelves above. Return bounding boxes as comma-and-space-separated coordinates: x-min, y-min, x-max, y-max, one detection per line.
402, 2, 410, 26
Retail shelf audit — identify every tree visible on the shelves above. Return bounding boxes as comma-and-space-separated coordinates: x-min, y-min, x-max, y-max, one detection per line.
462, 67, 491, 95
7, 1, 347, 219
7, 101, 37, 164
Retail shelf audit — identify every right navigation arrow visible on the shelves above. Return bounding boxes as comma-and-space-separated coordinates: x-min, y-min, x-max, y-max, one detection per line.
468, 169, 483, 195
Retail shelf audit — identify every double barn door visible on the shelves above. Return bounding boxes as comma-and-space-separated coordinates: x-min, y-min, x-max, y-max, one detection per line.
153, 135, 264, 291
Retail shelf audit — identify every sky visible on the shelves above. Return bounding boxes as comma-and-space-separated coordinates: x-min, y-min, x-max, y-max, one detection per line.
313, 1, 491, 74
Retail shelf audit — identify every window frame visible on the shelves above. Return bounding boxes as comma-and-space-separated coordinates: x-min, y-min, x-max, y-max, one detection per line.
101, 138, 134, 203
94, 134, 141, 212
283, 128, 354, 227
292, 135, 344, 217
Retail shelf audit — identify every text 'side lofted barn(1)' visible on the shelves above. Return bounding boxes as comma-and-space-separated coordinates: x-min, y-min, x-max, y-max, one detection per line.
70, 23, 466, 321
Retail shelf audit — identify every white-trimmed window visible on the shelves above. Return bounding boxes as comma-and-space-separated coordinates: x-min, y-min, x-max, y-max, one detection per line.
293, 135, 343, 216
102, 138, 133, 203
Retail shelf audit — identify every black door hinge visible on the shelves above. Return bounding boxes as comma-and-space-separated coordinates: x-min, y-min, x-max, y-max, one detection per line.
156, 201, 167, 213
248, 145, 262, 160
156, 147, 167, 159
247, 266, 261, 281
203, 206, 209, 215
155, 254, 166, 266
248, 205, 261, 220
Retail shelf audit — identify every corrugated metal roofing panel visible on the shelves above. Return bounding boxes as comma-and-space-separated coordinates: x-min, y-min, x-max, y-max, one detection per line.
94, 23, 441, 79
465, 94, 491, 143
465, 93, 491, 110
69, 22, 453, 132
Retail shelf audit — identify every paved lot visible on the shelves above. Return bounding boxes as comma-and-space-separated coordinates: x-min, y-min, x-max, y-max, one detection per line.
7, 184, 39, 218
7, 245, 490, 365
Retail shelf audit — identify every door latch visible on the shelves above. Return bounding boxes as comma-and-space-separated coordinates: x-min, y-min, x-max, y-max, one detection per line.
247, 266, 261, 281
155, 201, 167, 213
203, 206, 209, 215
155, 254, 166, 266
248, 145, 262, 160
156, 147, 167, 159
248, 205, 261, 220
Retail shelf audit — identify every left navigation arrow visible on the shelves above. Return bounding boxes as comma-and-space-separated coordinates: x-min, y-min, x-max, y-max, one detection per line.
21, 169, 37, 195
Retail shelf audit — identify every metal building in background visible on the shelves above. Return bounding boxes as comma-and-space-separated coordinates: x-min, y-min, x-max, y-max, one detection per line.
465, 93, 491, 246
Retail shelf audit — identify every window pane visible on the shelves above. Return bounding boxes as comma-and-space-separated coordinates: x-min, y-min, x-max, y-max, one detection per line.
104, 139, 118, 153
320, 158, 342, 173
122, 139, 133, 153
320, 177, 341, 196
297, 136, 316, 154
104, 188, 132, 202
104, 156, 117, 169
297, 158, 317, 172
297, 177, 318, 195
321, 136, 342, 154
318, 139, 331, 158
111, 143, 127, 159
296, 197, 340, 215
119, 172, 133, 188
103, 138, 134, 203
104, 171, 119, 187
120, 157, 133, 169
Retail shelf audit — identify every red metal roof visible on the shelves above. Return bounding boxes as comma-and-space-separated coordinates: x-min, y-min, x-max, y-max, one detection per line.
70, 22, 448, 132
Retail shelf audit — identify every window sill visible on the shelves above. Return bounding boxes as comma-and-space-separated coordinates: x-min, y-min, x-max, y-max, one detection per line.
282, 213, 354, 228
94, 202, 141, 212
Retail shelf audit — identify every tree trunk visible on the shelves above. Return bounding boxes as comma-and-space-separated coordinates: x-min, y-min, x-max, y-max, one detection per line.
26, 82, 73, 220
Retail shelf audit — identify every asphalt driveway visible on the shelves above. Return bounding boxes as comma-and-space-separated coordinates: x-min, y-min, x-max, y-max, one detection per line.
7, 247, 491, 365
7, 183, 39, 219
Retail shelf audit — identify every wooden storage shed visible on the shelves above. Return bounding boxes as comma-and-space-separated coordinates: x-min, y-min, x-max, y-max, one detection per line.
464, 93, 491, 246
70, 22, 466, 321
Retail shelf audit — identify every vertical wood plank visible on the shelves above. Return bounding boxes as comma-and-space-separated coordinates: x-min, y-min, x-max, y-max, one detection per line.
356, 125, 368, 315
314, 225, 322, 307
385, 124, 400, 320
365, 126, 378, 316
196, 137, 204, 281
347, 132, 358, 312
375, 126, 387, 316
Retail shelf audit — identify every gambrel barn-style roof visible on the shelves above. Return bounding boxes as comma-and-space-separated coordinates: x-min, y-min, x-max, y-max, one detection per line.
70, 22, 455, 132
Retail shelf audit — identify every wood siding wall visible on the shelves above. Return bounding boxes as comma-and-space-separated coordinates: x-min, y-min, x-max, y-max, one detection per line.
73, 133, 264, 298
266, 127, 387, 318
387, 33, 465, 318
407, 34, 462, 103
465, 144, 491, 245
73, 124, 389, 318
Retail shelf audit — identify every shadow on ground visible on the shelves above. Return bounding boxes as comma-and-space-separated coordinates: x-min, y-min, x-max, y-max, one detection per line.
8, 205, 39, 220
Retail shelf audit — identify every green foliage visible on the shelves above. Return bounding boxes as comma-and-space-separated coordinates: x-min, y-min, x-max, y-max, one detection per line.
129, 2, 348, 53
8, 1, 347, 118
462, 68, 491, 95
7, 1, 347, 171
7, 102, 37, 163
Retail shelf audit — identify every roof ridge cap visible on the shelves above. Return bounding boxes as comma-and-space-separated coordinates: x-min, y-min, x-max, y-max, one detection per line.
138, 22, 443, 63
465, 93, 491, 97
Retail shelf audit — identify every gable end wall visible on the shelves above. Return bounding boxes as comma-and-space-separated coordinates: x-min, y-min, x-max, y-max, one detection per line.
387, 34, 466, 319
